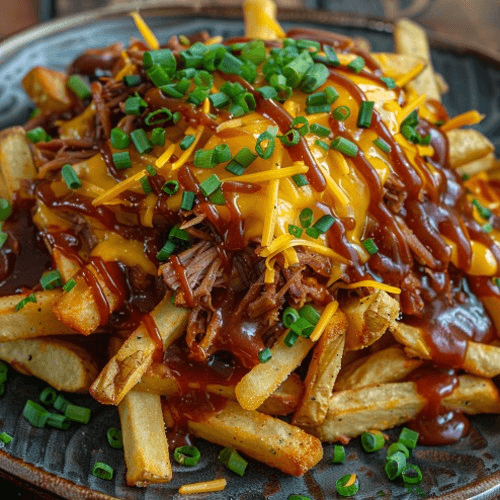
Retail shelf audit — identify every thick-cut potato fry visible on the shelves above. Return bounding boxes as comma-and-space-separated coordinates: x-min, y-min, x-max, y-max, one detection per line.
334, 345, 423, 391
22, 66, 73, 113
119, 390, 172, 486
343, 290, 399, 351
90, 295, 189, 405
394, 19, 440, 101
244, 0, 284, 40
307, 375, 500, 442
447, 129, 495, 168
0, 290, 74, 342
456, 152, 495, 177
292, 311, 347, 426
372, 53, 425, 82
0, 127, 37, 200
235, 330, 314, 411
0, 337, 98, 392
185, 400, 323, 476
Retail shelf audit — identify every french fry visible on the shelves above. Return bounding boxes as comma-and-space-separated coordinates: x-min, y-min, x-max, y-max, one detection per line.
372, 53, 425, 83
0, 290, 74, 342
307, 375, 500, 442
394, 19, 440, 101
119, 390, 172, 486
343, 290, 399, 351
90, 294, 189, 405
0, 127, 37, 200
0, 337, 98, 392
334, 345, 423, 391
447, 129, 495, 168
243, 0, 285, 40
185, 400, 323, 476
235, 330, 314, 411
456, 152, 495, 177
292, 311, 347, 426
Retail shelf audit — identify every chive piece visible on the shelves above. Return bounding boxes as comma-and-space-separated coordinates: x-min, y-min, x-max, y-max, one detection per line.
385, 451, 407, 480
172, 111, 181, 124
26, 126, 50, 144
472, 199, 492, 219
200, 174, 221, 197
373, 137, 391, 153
331, 137, 358, 157
145, 108, 172, 126
162, 180, 179, 195
324, 45, 340, 66
278, 129, 301, 147
203, 45, 227, 71
310, 123, 330, 137
299, 304, 320, 326
53, 395, 70, 412
255, 131, 276, 159
315, 139, 329, 151
151, 127, 166, 146
232, 148, 257, 167
61, 164, 82, 190
348, 56, 365, 73
283, 50, 314, 88
131, 128, 153, 155
387, 442, 410, 460
257, 86, 278, 99
313, 215, 335, 234
92, 462, 114, 481
0, 362, 7, 384
324, 85, 339, 104
398, 427, 419, 450
483, 223, 493, 233
241, 39, 267, 65
107, 427, 123, 449
282, 306, 300, 328
362, 238, 379, 255
156, 241, 176, 261
420, 133, 431, 146
296, 39, 321, 52
209, 189, 226, 205
160, 83, 184, 99
112, 152, 132, 170
123, 75, 142, 87
290, 116, 310, 136
306, 104, 331, 114
218, 52, 244, 75
168, 225, 190, 244
187, 87, 210, 106
220, 81, 245, 98
332, 106, 351, 122
219, 447, 248, 476
380, 77, 397, 89
361, 431, 385, 452
258, 348, 272, 363
0, 199, 12, 221
47, 413, 70, 430
301, 63, 329, 93
284, 331, 299, 347
40, 387, 57, 405
292, 174, 308, 187
147, 65, 171, 87
124, 95, 147, 115
494, 277, 500, 289
23, 400, 49, 428
401, 124, 420, 144
0, 432, 12, 444
306, 227, 320, 239
64, 404, 91, 424
290, 317, 314, 338
402, 464, 423, 485
15, 294, 37, 312
180, 191, 195, 211
288, 224, 303, 238
214, 144, 231, 164
29, 108, 41, 119
194, 149, 215, 169
110, 128, 130, 150
180, 135, 196, 151
0, 232, 7, 250
146, 165, 156, 176
174, 445, 201, 467
225, 161, 245, 176
306, 92, 327, 106
143, 49, 176, 74
67, 75, 91, 100
40, 270, 62, 290
289, 496, 311, 500
299, 208, 313, 228
63, 278, 76, 292
209, 92, 230, 109
194, 70, 214, 89
336, 473, 360, 497
332, 444, 346, 464
140, 177, 151, 194
358, 101, 375, 128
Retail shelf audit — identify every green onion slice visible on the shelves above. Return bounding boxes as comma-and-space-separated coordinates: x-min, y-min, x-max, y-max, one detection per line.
380, 77, 397, 89
131, 129, 152, 155
324, 45, 340, 66
61, 164, 82, 189
402, 464, 423, 484
145, 107, 172, 126
174, 445, 201, 467
151, 127, 166, 146
290, 317, 314, 338
331, 444, 346, 464
255, 131, 276, 159
143, 49, 176, 74
219, 447, 248, 476
63, 278, 76, 292
398, 427, 419, 450
110, 128, 130, 150
0, 432, 12, 444
180, 135, 196, 151
306, 227, 320, 239
107, 427, 123, 449
289, 496, 311, 500
299, 208, 313, 228
146, 165, 156, 176
290, 116, 309, 136
282, 307, 300, 328
278, 129, 301, 147
23, 400, 49, 428
357, 101, 375, 128
0, 199, 12, 221
40, 270, 62, 290
180, 191, 195, 211
284, 330, 299, 347
306, 104, 331, 115
112, 152, 132, 170
336, 473, 360, 497
361, 431, 385, 452
362, 238, 379, 255
92, 462, 114, 480
0, 232, 7, 251
162, 180, 179, 195
124, 95, 147, 116
47, 413, 70, 430
373, 137, 391, 153
67, 75, 91, 100
200, 174, 221, 197
288, 224, 303, 238
156, 240, 176, 261
257, 86, 278, 99
39, 387, 57, 405
292, 174, 308, 187
301, 63, 329, 93
15, 294, 37, 312
324, 86, 339, 104
387, 442, 410, 460
310, 123, 330, 137
53, 395, 70, 412
26, 126, 50, 144
315, 139, 329, 151
333, 106, 351, 121
472, 199, 492, 220
65, 403, 91, 424
347, 56, 365, 73
123, 75, 142, 87
298, 304, 320, 326
385, 451, 407, 480
258, 347, 272, 363
330, 137, 358, 157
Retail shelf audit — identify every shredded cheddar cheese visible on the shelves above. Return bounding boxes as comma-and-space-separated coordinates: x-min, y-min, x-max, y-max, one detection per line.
398, 93, 427, 124
440, 110, 484, 132
92, 170, 146, 206
225, 165, 308, 184
155, 143, 176, 169
130, 11, 160, 50
335, 280, 401, 294
178, 478, 227, 495
310, 300, 339, 341
395, 61, 426, 87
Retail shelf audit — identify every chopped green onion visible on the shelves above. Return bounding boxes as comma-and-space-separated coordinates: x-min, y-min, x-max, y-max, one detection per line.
380, 77, 397, 89
288, 224, 303, 238
53, 395, 70, 412
220, 81, 245, 98
0, 432, 12, 444
146, 165, 156, 176
331, 444, 346, 464
324, 85, 339, 104
292, 174, 308, 187
209, 92, 230, 109
258, 348, 272, 363
193, 149, 215, 169
282, 306, 300, 328
40, 387, 57, 405
26, 126, 50, 143
387, 442, 409, 460
401, 124, 420, 143
283, 50, 314, 88
156, 241, 176, 261
130, 129, 152, 155
336, 473, 360, 497
398, 427, 419, 450
296, 39, 321, 52
361, 431, 385, 452
290, 317, 314, 338
123, 75, 142, 87
107, 427, 123, 449
385, 451, 407, 480
402, 110, 419, 127
110, 127, 130, 150
402, 464, 423, 485
301, 63, 329, 93
208, 188, 226, 205
47, 413, 70, 430
313, 215, 335, 233
241, 40, 267, 65
145, 108, 172, 126
300, 208, 313, 228
358, 101, 375, 128
289, 496, 310, 500
180, 135, 196, 151
160, 83, 184, 99
112, 151, 132, 170
174, 445, 201, 467
188, 87, 210, 106
172, 111, 181, 124
218, 52, 244, 75
29, 108, 41, 119
140, 177, 151, 194
306, 227, 320, 239
315, 139, 329, 151
225, 161, 245, 176
92, 462, 114, 480
257, 86, 278, 99
324, 45, 340, 66
483, 223, 493, 233
362, 238, 379, 255
347, 56, 365, 73
0, 232, 7, 250
214, 144, 231, 164
124, 95, 147, 115
180, 191, 195, 211
151, 127, 165, 146
203, 45, 227, 71
278, 129, 301, 147
310, 123, 330, 137
290, 116, 309, 136
40, 270, 62, 290
232, 148, 257, 168
298, 304, 320, 326
147, 65, 171, 87
240, 61, 257, 84
63, 278, 76, 292
333, 106, 351, 121
284, 331, 299, 347
306, 92, 327, 106
169, 225, 190, 244
306, 104, 331, 114
23, 400, 49, 428
330, 137, 358, 157
67, 75, 91, 100
15, 294, 37, 312
200, 174, 221, 197
472, 199, 492, 219
373, 137, 391, 153
420, 133, 431, 146
194, 70, 214, 89
61, 164, 81, 190
219, 447, 248, 476
0, 199, 12, 221
162, 180, 179, 195
143, 49, 176, 75
255, 131, 276, 159
0, 362, 7, 385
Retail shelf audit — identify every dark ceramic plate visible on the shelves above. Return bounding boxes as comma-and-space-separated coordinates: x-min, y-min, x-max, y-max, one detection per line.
0, 5, 500, 500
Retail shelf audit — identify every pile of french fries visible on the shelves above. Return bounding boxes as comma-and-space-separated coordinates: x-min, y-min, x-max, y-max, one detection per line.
1, 0, 500, 492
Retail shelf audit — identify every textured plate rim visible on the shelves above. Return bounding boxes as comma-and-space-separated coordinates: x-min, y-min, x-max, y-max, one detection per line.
0, 3, 499, 499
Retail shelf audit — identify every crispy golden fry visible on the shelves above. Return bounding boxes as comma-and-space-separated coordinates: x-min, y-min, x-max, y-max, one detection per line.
447, 129, 495, 168
22, 66, 73, 113
119, 390, 172, 486
292, 311, 347, 426
243, 0, 285, 40
372, 53, 425, 82
456, 152, 495, 177
343, 290, 399, 351
307, 375, 500, 442
394, 19, 440, 101
0, 290, 74, 342
185, 400, 323, 476
0, 127, 36, 200
334, 345, 423, 391
90, 295, 189, 405
235, 330, 314, 411
0, 337, 98, 392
